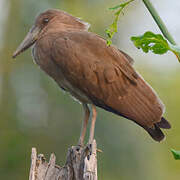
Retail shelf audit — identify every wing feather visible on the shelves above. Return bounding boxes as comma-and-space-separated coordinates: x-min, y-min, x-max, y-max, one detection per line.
51, 31, 164, 128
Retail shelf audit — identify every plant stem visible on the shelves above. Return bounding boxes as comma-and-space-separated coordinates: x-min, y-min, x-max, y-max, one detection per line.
142, 0, 176, 45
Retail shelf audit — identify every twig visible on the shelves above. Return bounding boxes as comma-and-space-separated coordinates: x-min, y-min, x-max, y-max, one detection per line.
142, 0, 176, 45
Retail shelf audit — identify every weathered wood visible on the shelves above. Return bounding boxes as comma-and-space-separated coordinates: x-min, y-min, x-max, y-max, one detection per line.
29, 140, 97, 180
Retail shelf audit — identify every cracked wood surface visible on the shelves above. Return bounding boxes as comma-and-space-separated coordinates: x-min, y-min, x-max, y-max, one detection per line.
29, 140, 97, 180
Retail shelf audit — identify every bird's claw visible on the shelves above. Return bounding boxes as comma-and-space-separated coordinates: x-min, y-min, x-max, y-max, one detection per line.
85, 143, 93, 159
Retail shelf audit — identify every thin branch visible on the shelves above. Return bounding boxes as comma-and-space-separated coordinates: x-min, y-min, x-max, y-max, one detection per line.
142, 0, 176, 45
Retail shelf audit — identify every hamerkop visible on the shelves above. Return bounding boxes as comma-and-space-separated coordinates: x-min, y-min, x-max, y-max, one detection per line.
13, 9, 171, 144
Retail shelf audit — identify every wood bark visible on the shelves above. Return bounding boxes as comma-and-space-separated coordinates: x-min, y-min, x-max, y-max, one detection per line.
29, 140, 97, 180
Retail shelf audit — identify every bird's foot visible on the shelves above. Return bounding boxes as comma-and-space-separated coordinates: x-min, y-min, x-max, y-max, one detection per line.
77, 139, 84, 148
85, 141, 93, 159
86, 140, 103, 155
76, 140, 102, 159
82, 143, 91, 161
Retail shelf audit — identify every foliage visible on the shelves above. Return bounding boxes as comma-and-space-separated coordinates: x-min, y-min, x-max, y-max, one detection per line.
171, 149, 180, 160
105, 0, 135, 46
131, 32, 169, 54
131, 31, 180, 62
107, 0, 180, 62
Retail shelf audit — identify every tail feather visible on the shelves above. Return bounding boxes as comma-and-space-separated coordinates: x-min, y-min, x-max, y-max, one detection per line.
143, 117, 171, 142
91, 101, 171, 142
156, 117, 171, 129
145, 124, 165, 142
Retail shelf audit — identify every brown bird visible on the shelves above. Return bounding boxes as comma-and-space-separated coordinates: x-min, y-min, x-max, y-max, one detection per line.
13, 9, 171, 145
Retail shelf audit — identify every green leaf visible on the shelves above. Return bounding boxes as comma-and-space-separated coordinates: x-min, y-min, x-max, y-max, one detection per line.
171, 149, 180, 160
131, 31, 169, 54
109, 4, 123, 10
109, 0, 134, 10
106, 0, 135, 46
131, 31, 180, 62
106, 39, 112, 46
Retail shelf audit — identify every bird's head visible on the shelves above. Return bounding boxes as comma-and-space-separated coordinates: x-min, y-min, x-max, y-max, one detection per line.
13, 9, 90, 58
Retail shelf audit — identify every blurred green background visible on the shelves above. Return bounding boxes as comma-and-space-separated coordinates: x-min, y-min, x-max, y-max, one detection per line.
0, 0, 180, 179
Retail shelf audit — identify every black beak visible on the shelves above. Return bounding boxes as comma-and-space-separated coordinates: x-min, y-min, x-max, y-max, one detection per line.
12, 26, 40, 58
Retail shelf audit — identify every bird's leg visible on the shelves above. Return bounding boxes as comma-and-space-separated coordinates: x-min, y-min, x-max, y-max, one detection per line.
78, 104, 90, 147
88, 105, 97, 144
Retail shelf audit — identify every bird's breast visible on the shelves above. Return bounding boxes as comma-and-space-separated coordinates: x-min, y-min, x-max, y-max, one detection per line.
32, 44, 91, 104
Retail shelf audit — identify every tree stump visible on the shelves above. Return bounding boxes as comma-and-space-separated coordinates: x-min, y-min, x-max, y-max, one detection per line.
29, 140, 97, 180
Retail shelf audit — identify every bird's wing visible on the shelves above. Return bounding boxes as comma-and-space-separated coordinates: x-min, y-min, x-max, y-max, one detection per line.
51, 31, 164, 129
118, 49, 134, 65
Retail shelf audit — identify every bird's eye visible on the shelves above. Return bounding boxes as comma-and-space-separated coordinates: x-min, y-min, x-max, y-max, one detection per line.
43, 18, 49, 24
